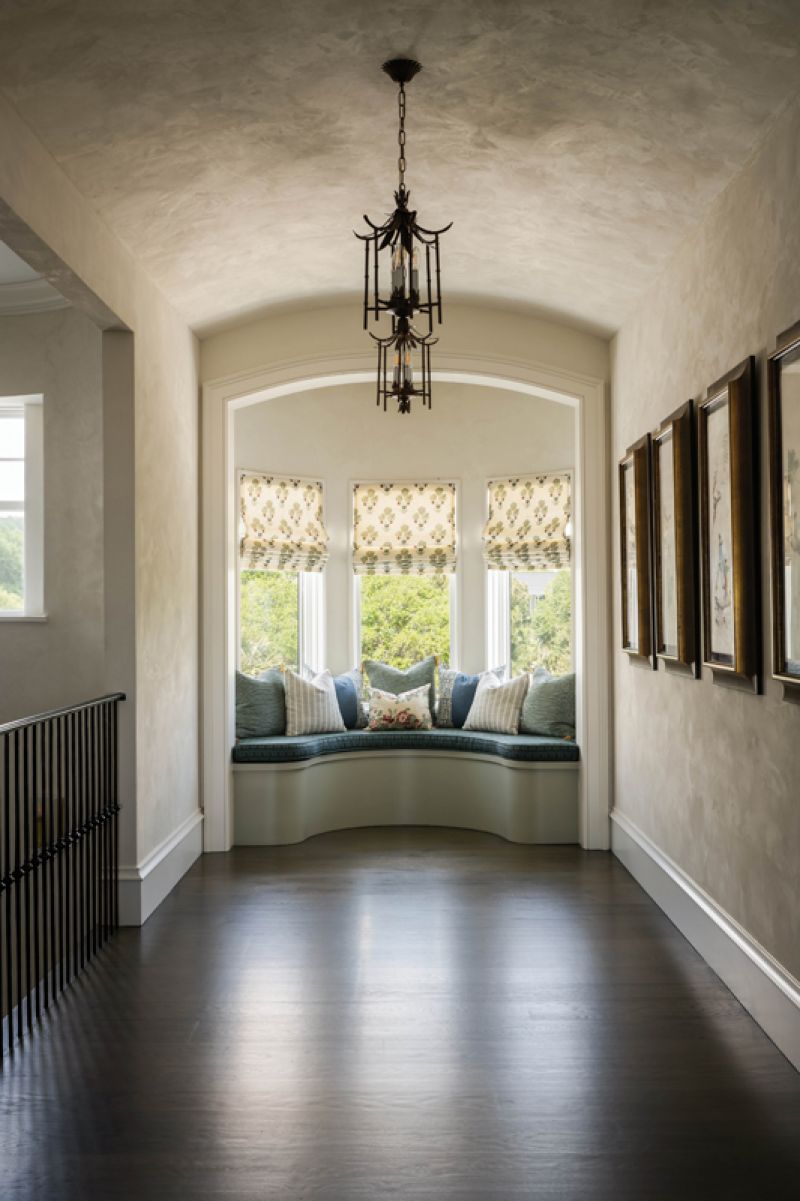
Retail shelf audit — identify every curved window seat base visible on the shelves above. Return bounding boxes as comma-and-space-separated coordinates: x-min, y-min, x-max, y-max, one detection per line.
233, 740, 579, 846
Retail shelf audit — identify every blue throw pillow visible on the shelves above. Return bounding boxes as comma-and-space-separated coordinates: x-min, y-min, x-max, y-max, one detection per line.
450, 673, 480, 728
235, 669, 286, 738
334, 673, 359, 730
450, 667, 506, 728
520, 670, 576, 738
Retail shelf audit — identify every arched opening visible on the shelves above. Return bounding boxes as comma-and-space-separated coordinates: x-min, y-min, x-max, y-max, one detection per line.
202, 358, 610, 853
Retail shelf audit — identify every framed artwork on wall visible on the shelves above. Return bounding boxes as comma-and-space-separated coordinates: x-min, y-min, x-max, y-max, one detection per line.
768, 319, 800, 702
619, 434, 654, 666
698, 356, 759, 692
652, 401, 699, 676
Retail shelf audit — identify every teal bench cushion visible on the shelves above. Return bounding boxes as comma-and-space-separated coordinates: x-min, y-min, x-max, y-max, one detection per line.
232, 728, 579, 764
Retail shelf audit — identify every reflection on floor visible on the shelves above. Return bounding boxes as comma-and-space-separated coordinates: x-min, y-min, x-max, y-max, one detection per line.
1, 828, 798, 1200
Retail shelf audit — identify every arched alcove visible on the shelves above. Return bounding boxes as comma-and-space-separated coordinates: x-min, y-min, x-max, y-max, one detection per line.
203, 347, 610, 853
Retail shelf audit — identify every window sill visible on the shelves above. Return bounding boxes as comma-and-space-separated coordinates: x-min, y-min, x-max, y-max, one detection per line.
0, 612, 48, 623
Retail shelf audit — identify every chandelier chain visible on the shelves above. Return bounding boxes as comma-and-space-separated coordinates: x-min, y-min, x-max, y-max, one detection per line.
397, 83, 407, 189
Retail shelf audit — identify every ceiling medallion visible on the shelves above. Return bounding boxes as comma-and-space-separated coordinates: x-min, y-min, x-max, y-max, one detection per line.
356, 58, 452, 414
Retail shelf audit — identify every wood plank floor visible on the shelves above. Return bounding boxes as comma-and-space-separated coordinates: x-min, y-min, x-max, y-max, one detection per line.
1, 828, 798, 1200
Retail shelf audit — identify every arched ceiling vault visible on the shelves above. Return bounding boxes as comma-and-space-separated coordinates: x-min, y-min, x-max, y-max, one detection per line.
1, 0, 798, 336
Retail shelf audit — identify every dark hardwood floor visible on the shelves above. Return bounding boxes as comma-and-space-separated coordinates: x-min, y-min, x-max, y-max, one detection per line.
1, 828, 798, 1200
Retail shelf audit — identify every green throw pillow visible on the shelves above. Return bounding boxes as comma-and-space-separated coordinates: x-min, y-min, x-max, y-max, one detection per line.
520, 670, 575, 738
235, 669, 286, 738
364, 655, 437, 714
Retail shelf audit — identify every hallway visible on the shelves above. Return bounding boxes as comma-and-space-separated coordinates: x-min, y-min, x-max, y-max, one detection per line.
1, 829, 798, 1200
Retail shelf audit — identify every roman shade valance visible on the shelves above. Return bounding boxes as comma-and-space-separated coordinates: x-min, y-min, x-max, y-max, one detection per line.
353, 481, 457, 575
483, 473, 572, 570
239, 472, 329, 572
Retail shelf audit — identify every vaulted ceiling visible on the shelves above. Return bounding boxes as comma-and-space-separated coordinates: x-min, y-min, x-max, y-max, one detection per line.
1, 1, 798, 335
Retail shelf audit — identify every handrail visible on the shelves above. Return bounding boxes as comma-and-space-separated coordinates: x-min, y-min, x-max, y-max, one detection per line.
0, 693, 126, 735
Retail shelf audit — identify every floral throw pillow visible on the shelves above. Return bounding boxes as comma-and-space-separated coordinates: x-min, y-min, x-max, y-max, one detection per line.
367, 685, 433, 731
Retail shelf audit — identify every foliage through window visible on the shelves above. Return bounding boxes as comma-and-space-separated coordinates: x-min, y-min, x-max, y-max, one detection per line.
510, 569, 571, 676
239, 570, 299, 676
359, 575, 451, 668
0, 410, 25, 612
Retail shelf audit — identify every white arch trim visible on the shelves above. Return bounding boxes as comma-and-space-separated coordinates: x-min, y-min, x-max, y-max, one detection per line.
202, 353, 611, 852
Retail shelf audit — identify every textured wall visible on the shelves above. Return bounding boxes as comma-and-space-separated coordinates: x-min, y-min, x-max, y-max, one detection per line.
0, 93, 200, 872
611, 97, 800, 978
234, 382, 574, 676
0, 307, 104, 720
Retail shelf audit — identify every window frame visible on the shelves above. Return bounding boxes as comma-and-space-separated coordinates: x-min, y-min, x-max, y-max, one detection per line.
0, 395, 44, 620
235, 467, 327, 675
350, 477, 460, 669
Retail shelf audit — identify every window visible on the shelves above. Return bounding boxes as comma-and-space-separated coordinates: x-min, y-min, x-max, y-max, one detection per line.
484, 473, 572, 674
510, 569, 572, 675
353, 481, 457, 667
239, 569, 299, 674
0, 398, 43, 617
359, 575, 451, 668
238, 472, 328, 674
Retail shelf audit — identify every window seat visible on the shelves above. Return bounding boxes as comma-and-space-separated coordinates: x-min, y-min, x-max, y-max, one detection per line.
231, 729, 580, 847
233, 728, 579, 764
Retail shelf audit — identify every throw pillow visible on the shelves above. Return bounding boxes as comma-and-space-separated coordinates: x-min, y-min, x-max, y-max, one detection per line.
235, 669, 286, 739
462, 672, 529, 735
367, 685, 433, 731
436, 666, 459, 727
364, 655, 437, 714
285, 669, 346, 737
449, 666, 506, 728
520, 670, 576, 738
333, 670, 362, 730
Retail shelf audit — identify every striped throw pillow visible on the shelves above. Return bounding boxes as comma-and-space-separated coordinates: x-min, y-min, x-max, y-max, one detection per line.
285, 669, 346, 737
462, 672, 529, 735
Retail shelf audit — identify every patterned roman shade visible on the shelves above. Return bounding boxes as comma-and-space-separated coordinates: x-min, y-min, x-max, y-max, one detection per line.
353, 482, 457, 575
483, 473, 572, 570
239, 472, 329, 572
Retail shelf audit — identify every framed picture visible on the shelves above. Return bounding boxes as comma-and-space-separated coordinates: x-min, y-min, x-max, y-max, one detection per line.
768, 319, 800, 701
698, 357, 759, 692
652, 401, 698, 676
619, 434, 654, 666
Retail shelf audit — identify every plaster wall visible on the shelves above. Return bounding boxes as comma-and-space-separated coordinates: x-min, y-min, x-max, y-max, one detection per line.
611, 96, 800, 978
0, 307, 104, 720
234, 383, 575, 676
0, 94, 199, 871
200, 301, 610, 387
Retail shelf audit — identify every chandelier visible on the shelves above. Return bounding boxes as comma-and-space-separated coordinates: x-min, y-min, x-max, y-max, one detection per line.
356, 59, 452, 414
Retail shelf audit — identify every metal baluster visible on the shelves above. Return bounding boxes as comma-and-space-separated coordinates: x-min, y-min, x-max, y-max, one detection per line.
112, 704, 118, 930
3, 733, 12, 1053
31, 724, 41, 1021
70, 710, 78, 984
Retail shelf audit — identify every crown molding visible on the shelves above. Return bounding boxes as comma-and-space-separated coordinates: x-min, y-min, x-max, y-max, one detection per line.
0, 275, 69, 316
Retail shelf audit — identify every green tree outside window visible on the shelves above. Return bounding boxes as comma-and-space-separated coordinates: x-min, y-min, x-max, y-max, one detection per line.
360, 575, 450, 668
510, 569, 571, 676
239, 570, 299, 676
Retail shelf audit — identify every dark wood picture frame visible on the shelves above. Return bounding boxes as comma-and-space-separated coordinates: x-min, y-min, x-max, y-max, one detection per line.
698, 356, 760, 692
652, 401, 699, 676
767, 319, 800, 702
619, 434, 654, 667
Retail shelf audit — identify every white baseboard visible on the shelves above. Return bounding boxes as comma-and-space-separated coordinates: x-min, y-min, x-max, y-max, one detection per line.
611, 809, 800, 1071
118, 809, 203, 926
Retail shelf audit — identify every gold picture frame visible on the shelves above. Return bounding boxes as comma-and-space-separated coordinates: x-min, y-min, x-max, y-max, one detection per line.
767, 319, 800, 702
619, 434, 654, 666
698, 357, 759, 692
652, 401, 699, 676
